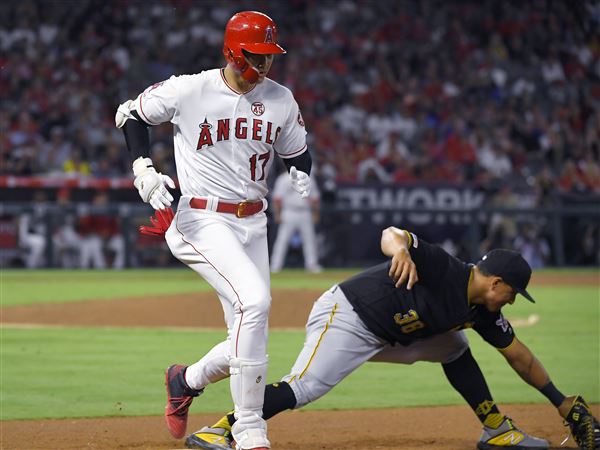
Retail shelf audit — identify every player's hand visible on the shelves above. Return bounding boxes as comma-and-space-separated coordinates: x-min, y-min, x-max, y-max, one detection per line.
289, 166, 310, 199
389, 248, 419, 289
132, 157, 175, 210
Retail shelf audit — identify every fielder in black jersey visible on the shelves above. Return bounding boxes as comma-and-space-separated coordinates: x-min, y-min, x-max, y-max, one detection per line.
341, 229, 531, 348
186, 227, 599, 450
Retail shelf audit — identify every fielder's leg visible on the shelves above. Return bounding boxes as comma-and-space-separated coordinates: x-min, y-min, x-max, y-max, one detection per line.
442, 348, 549, 450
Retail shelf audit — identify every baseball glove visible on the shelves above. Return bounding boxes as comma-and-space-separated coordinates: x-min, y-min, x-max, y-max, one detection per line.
565, 395, 600, 450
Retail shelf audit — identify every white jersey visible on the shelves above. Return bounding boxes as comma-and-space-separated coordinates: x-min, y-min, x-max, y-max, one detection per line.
135, 68, 307, 200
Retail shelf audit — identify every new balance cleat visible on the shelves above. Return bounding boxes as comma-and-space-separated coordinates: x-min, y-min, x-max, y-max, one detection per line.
477, 416, 549, 450
165, 364, 203, 439
185, 426, 234, 450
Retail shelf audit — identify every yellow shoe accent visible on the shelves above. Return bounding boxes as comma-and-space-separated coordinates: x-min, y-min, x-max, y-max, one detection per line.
211, 413, 233, 432
185, 425, 233, 449
487, 431, 525, 446
484, 413, 505, 429
192, 432, 229, 446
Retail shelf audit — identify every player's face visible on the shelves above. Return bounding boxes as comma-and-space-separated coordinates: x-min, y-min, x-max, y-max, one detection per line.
244, 52, 274, 83
485, 280, 517, 312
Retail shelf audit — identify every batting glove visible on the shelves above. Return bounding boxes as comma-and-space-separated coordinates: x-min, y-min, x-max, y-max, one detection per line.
289, 166, 310, 199
139, 207, 175, 237
132, 157, 175, 210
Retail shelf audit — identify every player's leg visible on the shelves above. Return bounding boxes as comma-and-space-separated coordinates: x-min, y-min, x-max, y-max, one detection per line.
166, 209, 271, 447
297, 210, 320, 272
269, 213, 295, 272
229, 212, 272, 449
281, 285, 385, 408
107, 234, 125, 269
185, 291, 235, 390
441, 345, 549, 450
371, 332, 548, 450
87, 235, 106, 268
22, 232, 45, 268
368, 329, 469, 365
185, 285, 386, 449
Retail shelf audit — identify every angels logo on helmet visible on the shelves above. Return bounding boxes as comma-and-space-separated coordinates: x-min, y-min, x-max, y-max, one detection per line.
265, 27, 274, 43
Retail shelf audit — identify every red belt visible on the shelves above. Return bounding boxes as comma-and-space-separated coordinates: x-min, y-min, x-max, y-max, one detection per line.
189, 198, 263, 218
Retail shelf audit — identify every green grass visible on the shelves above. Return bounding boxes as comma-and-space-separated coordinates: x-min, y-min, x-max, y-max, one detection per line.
1, 283, 598, 420
2, 267, 596, 307
0, 269, 357, 306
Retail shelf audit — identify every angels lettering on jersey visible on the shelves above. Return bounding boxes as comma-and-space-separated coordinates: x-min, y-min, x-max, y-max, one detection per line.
196, 116, 281, 151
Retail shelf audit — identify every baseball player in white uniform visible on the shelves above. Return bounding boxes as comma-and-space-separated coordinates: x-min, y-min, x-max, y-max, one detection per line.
270, 170, 321, 273
115, 11, 312, 450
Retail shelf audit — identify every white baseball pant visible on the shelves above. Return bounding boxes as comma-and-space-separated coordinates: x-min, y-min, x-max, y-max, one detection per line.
165, 198, 271, 447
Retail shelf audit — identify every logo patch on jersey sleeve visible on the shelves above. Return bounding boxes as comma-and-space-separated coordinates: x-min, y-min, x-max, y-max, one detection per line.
495, 314, 511, 334
297, 111, 305, 127
251, 102, 265, 116
144, 81, 165, 98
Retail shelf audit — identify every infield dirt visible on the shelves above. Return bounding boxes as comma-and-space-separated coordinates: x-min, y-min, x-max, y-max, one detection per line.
1, 271, 597, 449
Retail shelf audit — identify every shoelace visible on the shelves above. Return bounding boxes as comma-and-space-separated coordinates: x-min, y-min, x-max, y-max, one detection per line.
168, 396, 194, 416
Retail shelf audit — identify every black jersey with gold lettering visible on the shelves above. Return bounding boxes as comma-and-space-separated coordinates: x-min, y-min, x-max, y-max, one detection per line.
339, 234, 514, 348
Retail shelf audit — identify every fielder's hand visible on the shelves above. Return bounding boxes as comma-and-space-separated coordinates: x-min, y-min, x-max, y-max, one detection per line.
562, 395, 600, 450
389, 248, 419, 289
132, 157, 175, 210
289, 166, 310, 198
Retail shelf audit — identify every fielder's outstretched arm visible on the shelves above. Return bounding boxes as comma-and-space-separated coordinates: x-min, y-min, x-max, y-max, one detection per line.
501, 337, 583, 418
499, 336, 600, 447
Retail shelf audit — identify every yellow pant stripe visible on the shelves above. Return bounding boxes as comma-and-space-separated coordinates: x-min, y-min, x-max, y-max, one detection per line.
299, 302, 338, 379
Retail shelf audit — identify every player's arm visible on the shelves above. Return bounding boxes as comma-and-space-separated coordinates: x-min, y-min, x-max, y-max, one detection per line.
380, 226, 418, 289
476, 312, 600, 446
498, 337, 551, 390
115, 84, 176, 210
282, 151, 312, 199
275, 96, 311, 198
500, 337, 591, 417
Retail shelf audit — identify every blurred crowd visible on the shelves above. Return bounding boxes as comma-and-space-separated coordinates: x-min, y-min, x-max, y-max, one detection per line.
1, 0, 599, 269
1, 0, 599, 200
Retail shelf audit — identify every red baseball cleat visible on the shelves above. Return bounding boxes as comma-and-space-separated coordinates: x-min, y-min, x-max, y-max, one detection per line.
164, 364, 203, 439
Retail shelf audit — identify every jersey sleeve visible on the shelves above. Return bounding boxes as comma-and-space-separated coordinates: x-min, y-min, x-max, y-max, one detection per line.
134, 75, 180, 126
472, 310, 515, 349
405, 233, 453, 285
273, 95, 307, 159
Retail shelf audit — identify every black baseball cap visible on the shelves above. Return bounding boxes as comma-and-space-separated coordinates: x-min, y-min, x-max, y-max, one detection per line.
477, 249, 535, 303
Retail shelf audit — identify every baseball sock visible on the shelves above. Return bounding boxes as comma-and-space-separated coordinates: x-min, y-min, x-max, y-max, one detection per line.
442, 348, 503, 428
225, 381, 297, 425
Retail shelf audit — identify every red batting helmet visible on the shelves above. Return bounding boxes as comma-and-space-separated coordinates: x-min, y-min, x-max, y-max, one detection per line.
223, 11, 286, 83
